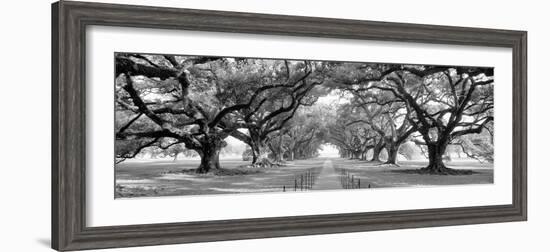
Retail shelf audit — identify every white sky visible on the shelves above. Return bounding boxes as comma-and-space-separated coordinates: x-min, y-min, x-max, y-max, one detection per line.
318, 144, 339, 158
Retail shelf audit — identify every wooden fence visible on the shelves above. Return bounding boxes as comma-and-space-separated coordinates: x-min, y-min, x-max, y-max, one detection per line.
337, 169, 371, 189
282, 168, 320, 192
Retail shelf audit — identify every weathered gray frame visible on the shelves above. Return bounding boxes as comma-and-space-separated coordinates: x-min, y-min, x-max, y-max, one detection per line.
51, 1, 527, 251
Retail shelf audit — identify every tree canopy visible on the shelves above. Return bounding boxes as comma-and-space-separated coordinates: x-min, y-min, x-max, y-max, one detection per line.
115, 53, 494, 174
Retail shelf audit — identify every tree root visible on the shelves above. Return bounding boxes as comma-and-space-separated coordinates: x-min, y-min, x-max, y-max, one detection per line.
392, 164, 474, 175
168, 168, 262, 176
247, 158, 285, 168
418, 166, 473, 175
378, 162, 400, 167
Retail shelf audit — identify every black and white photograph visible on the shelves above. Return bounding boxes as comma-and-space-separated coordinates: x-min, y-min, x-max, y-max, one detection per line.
3, 0, 545, 251
115, 53, 494, 198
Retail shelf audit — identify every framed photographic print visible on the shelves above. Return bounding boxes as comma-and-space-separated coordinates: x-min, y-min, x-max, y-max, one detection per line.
52, 1, 527, 251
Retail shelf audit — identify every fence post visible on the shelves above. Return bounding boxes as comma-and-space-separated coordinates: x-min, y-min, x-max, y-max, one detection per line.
311, 170, 313, 188
344, 173, 347, 189
283, 186, 285, 192
306, 171, 309, 189
344, 171, 348, 189
309, 170, 312, 188
300, 174, 303, 191
294, 179, 297, 191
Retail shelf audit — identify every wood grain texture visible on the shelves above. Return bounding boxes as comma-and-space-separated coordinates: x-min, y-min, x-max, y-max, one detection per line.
51, 1, 528, 251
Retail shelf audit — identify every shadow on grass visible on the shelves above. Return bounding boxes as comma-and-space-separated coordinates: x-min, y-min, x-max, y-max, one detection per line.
389, 168, 479, 175
166, 168, 264, 176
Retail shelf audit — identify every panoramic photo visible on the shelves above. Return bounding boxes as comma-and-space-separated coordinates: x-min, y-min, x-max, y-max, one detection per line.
114, 53, 494, 198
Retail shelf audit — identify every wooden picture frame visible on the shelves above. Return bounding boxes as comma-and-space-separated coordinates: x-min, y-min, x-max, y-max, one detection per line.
52, 1, 527, 251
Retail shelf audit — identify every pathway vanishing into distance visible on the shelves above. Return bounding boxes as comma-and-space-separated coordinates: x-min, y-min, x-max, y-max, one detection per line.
312, 159, 342, 190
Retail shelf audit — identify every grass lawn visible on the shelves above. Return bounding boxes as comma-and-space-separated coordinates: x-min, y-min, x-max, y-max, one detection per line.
115, 157, 493, 198
115, 158, 323, 198
333, 158, 493, 188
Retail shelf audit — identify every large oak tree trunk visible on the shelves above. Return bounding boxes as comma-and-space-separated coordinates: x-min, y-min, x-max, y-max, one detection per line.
251, 142, 260, 164
195, 136, 226, 174
385, 143, 399, 164
352, 150, 361, 159
420, 141, 472, 175
361, 151, 368, 160
272, 152, 283, 163
196, 148, 221, 174
268, 144, 283, 163
426, 142, 446, 171
340, 150, 347, 158
246, 130, 261, 165
247, 140, 274, 168
254, 146, 272, 167
371, 139, 384, 162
